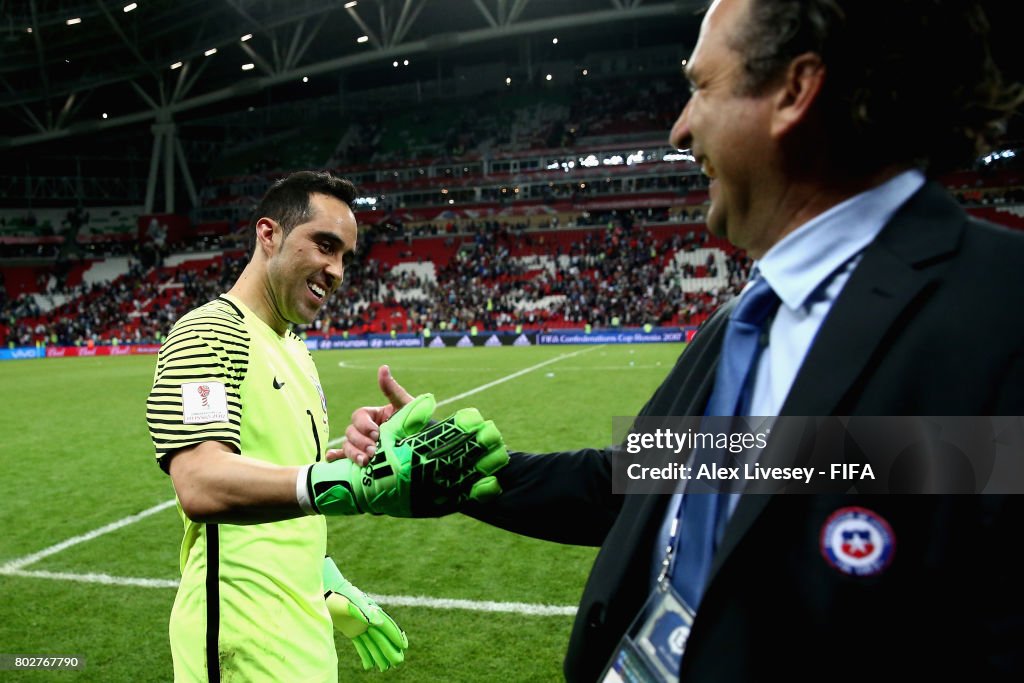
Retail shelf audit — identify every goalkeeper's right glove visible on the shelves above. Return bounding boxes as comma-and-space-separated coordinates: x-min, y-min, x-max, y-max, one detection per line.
302, 393, 508, 517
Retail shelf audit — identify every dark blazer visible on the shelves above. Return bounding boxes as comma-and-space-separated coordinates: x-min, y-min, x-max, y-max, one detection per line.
466, 182, 1024, 681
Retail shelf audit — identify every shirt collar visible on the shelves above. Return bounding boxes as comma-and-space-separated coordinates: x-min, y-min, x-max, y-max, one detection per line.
756, 169, 925, 311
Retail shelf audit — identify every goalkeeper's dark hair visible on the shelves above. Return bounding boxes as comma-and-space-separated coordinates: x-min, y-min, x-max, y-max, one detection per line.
248, 171, 358, 256
728, 0, 1023, 175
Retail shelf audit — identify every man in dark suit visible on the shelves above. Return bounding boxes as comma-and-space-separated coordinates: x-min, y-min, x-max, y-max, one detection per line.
335, 0, 1024, 679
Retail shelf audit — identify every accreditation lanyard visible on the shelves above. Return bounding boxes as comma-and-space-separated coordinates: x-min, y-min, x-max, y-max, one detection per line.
655, 487, 725, 598
656, 493, 686, 587
600, 494, 697, 683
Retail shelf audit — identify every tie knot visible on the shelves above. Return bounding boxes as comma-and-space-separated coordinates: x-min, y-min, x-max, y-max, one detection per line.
732, 273, 779, 327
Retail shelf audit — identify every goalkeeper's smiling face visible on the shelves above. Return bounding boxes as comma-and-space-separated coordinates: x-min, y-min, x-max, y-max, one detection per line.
265, 192, 357, 329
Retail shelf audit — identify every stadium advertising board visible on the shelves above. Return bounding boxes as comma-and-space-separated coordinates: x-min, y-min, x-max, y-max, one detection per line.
40, 344, 162, 358
0, 347, 43, 360
426, 332, 538, 348
539, 330, 687, 345
306, 335, 425, 350
2, 328, 691, 362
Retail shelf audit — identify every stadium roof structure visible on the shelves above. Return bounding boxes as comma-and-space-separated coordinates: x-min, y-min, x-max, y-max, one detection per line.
0, 0, 699, 150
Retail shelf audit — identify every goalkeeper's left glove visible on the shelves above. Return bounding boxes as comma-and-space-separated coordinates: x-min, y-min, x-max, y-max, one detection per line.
323, 556, 408, 672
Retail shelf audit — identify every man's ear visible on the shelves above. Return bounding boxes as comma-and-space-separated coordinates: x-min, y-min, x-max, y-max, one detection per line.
254, 217, 278, 256
771, 52, 825, 138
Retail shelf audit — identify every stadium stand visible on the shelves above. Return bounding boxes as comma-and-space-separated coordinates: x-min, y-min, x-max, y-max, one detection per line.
2, 72, 1022, 348
2, 214, 745, 346
4, 161, 1023, 347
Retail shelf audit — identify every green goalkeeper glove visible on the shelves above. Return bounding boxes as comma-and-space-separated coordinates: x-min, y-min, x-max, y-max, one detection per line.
323, 556, 408, 672
306, 393, 508, 517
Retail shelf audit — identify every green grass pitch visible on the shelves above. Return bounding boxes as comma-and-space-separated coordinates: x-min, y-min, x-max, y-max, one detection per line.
0, 342, 683, 682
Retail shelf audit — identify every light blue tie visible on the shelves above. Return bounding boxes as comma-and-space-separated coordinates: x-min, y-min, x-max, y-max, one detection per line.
671, 272, 780, 608
705, 272, 781, 417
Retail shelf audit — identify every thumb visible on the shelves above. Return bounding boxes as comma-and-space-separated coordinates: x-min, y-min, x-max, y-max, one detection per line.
378, 365, 413, 409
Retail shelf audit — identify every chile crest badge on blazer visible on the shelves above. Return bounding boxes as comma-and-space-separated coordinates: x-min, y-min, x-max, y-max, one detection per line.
820, 506, 896, 577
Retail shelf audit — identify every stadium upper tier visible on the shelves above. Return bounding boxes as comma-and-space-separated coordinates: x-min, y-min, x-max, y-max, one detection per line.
2, 166, 1020, 260
193, 74, 693, 224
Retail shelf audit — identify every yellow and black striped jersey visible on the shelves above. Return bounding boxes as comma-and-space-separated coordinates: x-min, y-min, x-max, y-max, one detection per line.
146, 293, 336, 682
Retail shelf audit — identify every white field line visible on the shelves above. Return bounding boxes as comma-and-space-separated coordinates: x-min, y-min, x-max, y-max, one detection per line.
0, 567, 577, 616
327, 344, 601, 447
0, 499, 178, 572
377, 593, 576, 617
0, 568, 179, 589
1, 346, 599, 578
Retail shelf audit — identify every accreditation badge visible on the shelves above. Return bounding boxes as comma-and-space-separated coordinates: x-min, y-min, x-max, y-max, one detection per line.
600, 584, 695, 683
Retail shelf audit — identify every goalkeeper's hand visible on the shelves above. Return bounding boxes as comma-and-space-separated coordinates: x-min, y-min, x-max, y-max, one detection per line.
323, 556, 407, 672
306, 393, 508, 517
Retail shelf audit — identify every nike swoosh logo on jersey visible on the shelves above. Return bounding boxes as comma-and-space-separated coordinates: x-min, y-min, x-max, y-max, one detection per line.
273, 377, 285, 390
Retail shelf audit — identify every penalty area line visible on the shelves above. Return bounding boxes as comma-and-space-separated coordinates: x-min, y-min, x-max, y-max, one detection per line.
0, 567, 577, 616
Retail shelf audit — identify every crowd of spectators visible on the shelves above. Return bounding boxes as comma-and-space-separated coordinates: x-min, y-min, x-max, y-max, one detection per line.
0, 203, 755, 347
0, 253, 246, 347
7, 164, 1024, 347
412, 224, 748, 332
4, 167, 1020, 347
316, 219, 750, 335
568, 74, 681, 140
3, 259, 156, 346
